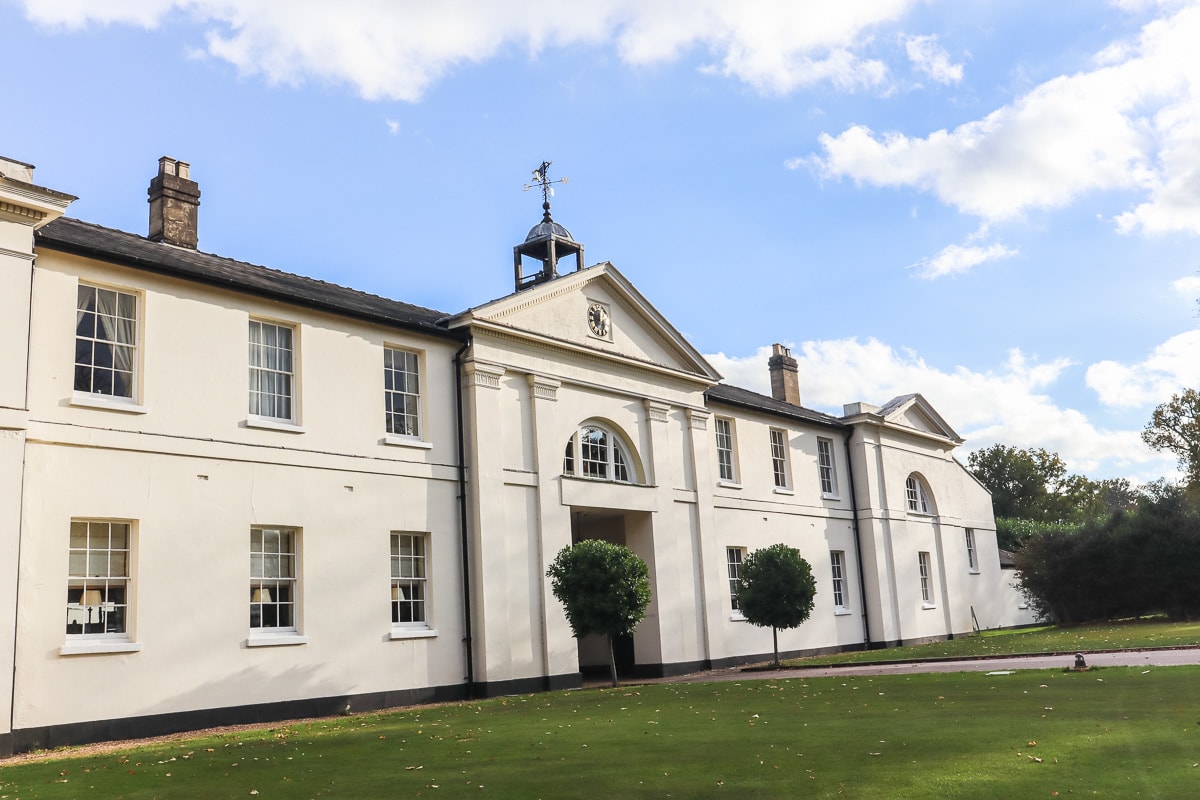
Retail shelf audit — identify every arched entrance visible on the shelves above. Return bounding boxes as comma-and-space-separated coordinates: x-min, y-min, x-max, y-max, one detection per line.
569, 506, 657, 679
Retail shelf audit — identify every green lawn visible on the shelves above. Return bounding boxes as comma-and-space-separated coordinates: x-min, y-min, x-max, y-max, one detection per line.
787, 618, 1200, 667
5, 666, 1200, 799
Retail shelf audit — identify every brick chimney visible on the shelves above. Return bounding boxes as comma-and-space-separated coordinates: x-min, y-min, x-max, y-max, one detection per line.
147, 156, 200, 249
768, 343, 800, 406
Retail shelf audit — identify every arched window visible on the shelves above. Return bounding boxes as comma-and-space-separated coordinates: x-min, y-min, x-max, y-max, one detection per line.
562, 423, 637, 484
905, 474, 933, 514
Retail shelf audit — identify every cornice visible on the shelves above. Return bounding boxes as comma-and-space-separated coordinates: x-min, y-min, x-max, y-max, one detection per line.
0, 245, 35, 262
0, 200, 46, 225
0, 176, 76, 229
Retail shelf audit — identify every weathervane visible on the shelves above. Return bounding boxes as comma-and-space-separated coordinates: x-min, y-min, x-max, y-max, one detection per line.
523, 160, 568, 220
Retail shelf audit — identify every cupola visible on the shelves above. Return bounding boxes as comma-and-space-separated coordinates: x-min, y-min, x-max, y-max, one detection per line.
513, 161, 583, 291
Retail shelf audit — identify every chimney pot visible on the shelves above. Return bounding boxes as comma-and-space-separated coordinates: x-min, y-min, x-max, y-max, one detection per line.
767, 342, 801, 406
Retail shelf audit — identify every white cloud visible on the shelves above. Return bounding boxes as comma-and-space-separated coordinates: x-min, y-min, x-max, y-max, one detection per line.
915, 240, 1016, 279
904, 34, 962, 84
1085, 329, 1200, 407
807, 3, 1200, 235
21, 0, 918, 101
1173, 274, 1200, 297
385, 119, 401, 135
707, 338, 1175, 480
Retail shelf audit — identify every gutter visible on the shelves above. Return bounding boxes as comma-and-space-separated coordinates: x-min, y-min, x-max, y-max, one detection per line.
454, 338, 475, 697
843, 431, 872, 648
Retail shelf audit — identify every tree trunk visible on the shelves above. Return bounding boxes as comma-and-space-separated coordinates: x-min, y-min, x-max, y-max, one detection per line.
772, 626, 780, 667
607, 635, 619, 688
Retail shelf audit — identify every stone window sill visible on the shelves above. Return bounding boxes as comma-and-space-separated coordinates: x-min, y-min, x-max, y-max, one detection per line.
247, 632, 309, 648
70, 394, 147, 414
60, 639, 143, 656
244, 417, 306, 434
389, 627, 438, 640
383, 434, 433, 450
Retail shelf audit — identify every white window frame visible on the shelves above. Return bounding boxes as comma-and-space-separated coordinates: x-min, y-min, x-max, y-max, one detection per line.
817, 437, 838, 497
249, 527, 306, 646
769, 428, 790, 490
918, 551, 934, 607
390, 532, 436, 639
906, 475, 931, 514
248, 319, 299, 427
965, 528, 979, 573
384, 347, 423, 442
562, 423, 637, 484
73, 283, 143, 410
63, 519, 140, 654
715, 417, 738, 485
830, 550, 849, 612
727, 546, 746, 619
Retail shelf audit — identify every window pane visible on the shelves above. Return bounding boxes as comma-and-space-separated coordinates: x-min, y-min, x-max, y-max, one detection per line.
117, 291, 136, 320
87, 551, 108, 576
95, 288, 118, 317
75, 310, 96, 338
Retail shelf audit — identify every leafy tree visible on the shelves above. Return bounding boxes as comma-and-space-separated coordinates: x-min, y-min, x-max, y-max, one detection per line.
1095, 477, 1144, 514
735, 544, 817, 667
967, 445, 1064, 520
968, 445, 1131, 547
547, 539, 651, 687
1142, 388, 1200, 487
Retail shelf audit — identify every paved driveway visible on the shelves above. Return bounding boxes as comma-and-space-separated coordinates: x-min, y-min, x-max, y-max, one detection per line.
649, 648, 1200, 685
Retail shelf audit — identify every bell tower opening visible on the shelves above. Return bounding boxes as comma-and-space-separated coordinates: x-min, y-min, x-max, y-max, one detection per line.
514, 160, 584, 292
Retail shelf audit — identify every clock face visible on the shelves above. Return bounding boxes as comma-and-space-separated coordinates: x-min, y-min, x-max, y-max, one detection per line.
587, 303, 610, 337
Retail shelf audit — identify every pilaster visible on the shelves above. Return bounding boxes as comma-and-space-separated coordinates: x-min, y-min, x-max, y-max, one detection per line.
0, 158, 72, 750
524, 374, 575, 679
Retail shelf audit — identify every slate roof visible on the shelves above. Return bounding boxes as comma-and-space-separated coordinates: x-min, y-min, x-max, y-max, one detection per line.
878, 393, 919, 416
36, 217, 459, 339
705, 383, 847, 430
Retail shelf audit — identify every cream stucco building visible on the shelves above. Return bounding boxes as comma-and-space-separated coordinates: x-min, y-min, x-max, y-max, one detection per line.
0, 156, 1034, 755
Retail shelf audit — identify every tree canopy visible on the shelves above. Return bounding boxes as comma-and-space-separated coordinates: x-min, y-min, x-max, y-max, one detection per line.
546, 539, 651, 686
735, 543, 817, 666
967, 445, 1141, 549
1142, 387, 1200, 488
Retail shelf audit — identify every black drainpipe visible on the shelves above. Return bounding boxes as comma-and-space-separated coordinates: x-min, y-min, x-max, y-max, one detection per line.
454, 338, 474, 697
843, 430, 872, 648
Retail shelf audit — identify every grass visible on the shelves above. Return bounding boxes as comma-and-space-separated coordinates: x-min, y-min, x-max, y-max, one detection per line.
4, 666, 1200, 799
787, 618, 1200, 667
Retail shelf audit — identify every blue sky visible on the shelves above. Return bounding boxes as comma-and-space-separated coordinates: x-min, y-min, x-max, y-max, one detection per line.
5, 0, 1199, 484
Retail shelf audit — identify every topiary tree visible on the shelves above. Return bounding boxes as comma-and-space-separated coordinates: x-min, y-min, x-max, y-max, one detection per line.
736, 543, 817, 666
547, 539, 651, 687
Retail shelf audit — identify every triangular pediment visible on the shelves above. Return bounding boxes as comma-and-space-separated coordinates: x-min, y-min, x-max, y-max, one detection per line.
444, 262, 721, 382
878, 393, 963, 443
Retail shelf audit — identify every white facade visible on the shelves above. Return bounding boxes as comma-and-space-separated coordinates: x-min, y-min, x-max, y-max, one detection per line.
0, 156, 1034, 755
